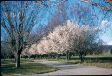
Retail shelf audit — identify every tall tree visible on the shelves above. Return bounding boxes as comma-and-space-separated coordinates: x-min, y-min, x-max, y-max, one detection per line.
1, 1, 46, 68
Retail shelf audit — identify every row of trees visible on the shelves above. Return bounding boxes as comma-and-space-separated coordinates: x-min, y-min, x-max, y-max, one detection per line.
23, 20, 101, 62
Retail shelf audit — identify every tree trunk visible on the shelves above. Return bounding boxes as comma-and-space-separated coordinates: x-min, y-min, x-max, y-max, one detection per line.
15, 53, 20, 68
56, 53, 59, 60
66, 51, 69, 61
80, 56, 83, 63
79, 53, 84, 63
15, 46, 23, 68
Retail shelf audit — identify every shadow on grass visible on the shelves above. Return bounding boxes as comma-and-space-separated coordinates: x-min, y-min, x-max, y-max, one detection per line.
1, 59, 58, 75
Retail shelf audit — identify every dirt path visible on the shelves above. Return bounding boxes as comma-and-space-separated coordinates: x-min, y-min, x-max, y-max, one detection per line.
33, 59, 112, 75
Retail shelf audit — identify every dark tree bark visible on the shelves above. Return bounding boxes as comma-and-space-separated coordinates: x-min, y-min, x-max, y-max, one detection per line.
56, 53, 59, 60
15, 53, 21, 68
66, 50, 70, 61
15, 47, 23, 68
79, 51, 84, 63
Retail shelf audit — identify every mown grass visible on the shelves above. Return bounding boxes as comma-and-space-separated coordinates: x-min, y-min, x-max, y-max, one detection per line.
48, 55, 112, 68
83, 62, 112, 68
1, 58, 58, 76
48, 58, 81, 64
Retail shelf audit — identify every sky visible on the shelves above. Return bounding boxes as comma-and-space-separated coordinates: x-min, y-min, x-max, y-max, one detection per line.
1, 0, 112, 45
33, 0, 112, 45
100, 20, 112, 45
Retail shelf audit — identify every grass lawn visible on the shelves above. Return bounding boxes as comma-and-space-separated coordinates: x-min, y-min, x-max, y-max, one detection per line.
1, 58, 58, 76
83, 62, 112, 68
48, 58, 81, 64
48, 57, 112, 68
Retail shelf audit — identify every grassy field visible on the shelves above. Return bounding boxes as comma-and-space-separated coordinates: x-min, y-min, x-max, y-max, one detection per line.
83, 62, 112, 68
1, 58, 58, 76
1, 55, 111, 76
48, 55, 112, 68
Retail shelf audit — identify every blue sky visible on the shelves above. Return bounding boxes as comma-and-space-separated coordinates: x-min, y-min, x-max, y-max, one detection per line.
100, 21, 112, 45
33, 0, 112, 45
1, 0, 112, 45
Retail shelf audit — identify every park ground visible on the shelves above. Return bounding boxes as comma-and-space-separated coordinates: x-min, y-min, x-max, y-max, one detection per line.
1, 59, 58, 76
36, 59, 112, 75
1, 56, 112, 76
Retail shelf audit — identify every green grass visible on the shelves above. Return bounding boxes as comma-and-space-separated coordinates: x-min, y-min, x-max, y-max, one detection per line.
83, 62, 112, 68
1, 59, 58, 76
48, 57, 112, 68
48, 58, 81, 64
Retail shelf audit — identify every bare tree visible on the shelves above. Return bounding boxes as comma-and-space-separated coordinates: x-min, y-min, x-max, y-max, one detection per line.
1, 1, 46, 68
